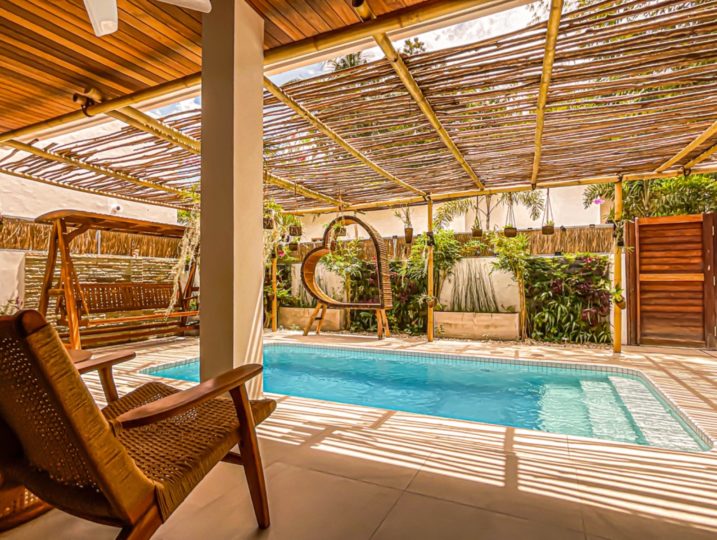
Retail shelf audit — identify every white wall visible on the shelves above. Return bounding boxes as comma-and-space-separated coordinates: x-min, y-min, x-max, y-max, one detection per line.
298, 186, 600, 240
0, 172, 177, 222
0, 250, 25, 311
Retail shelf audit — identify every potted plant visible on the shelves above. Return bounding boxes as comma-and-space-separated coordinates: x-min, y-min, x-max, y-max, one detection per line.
333, 220, 347, 237
503, 224, 518, 238
288, 240, 299, 252
612, 285, 626, 310
289, 224, 302, 237
263, 216, 274, 229
471, 212, 483, 238
541, 189, 556, 236
394, 206, 413, 243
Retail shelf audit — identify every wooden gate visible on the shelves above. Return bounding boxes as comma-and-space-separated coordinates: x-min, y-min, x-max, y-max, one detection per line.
626, 214, 717, 348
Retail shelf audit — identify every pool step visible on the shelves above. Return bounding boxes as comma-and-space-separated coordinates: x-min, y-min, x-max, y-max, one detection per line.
609, 377, 703, 452
540, 383, 591, 437
579, 380, 637, 443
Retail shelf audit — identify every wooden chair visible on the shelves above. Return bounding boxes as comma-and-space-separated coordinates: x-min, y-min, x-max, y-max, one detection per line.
0, 310, 275, 539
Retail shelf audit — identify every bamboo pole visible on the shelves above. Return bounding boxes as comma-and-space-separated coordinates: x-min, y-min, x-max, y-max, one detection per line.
0, 72, 203, 144
685, 141, 717, 169
264, 77, 424, 196
353, 0, 483, 189
109, 109, 200, 154
3, 140, 186, 196
613, 180, 623, 354
264, 0, 529, 72
427, 197, 435, 342
265, 171, 343, 206
288, 163, 717, 215
0, 166, 185, 209
530, 0, 563, 188
655, 119, 717, 172
75, 87, 202, 154
271, 252, 278, 332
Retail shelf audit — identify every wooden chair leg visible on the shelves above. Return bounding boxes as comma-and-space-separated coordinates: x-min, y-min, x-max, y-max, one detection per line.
315, 304, 327, 335
116, 507, 162, 540
231, 385, 270, 529
99, 366, 120, 402
382, 310, 391, 337
303, 304, 321, 336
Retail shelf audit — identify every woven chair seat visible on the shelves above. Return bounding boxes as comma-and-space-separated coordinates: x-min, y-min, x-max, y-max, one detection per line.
102, 382, 275, 519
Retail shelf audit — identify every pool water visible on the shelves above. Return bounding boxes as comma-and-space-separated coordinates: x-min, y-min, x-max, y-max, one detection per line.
142, 344, 709, 452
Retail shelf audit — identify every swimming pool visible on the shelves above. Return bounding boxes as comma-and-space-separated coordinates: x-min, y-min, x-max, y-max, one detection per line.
142, 344, 710, 452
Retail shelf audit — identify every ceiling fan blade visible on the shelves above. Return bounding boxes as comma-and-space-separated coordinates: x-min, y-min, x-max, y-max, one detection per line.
83, 0, 118, 36
156, 0, 212, 13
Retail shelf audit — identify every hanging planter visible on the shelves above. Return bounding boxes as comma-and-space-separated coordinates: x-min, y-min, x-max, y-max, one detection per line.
288, 241, 299, 252
541, 189, 556, 236
263, 216, 274, 230
503, 196, 517, 237
404, 226, 414, 244
289, 224, 302, 237
394, 206, 413, 243
335, 225, 347, 237
471, 226, 483, 238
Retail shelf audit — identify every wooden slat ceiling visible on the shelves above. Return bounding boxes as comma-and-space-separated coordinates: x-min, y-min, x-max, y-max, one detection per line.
0, 0, 432, 132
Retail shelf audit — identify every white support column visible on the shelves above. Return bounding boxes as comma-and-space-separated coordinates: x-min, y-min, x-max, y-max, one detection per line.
201, 0, 265, 396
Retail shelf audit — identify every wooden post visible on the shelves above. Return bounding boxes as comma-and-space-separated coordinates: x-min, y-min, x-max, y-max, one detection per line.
38, 222, 59, 317
56, 220, 81, 349
613, 180, 624, 353
271, 252, 278, 332
427, 198, 435, 342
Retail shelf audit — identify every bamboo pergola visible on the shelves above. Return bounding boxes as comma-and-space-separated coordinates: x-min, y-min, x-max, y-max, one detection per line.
0, 0, 716, 214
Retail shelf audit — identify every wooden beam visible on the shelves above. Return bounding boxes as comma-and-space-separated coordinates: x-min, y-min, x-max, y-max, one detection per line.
427, 197, 435, 342
3, 140, 186, 196
264, 77, 424, 196
265, 171, 343, 206
109, 109, 201, 154
655, 119, 717, 172
288, 163, 717, 215
685, 141, 717, 169
613, 180, 623, 354
0, 166, 185, 209
530, 0, 564, 188
74, 86, 201, 154
353, 1, 483, 189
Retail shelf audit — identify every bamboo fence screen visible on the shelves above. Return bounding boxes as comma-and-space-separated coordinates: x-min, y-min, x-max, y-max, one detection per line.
0, 217, 180, 258
0, 0, 716, 212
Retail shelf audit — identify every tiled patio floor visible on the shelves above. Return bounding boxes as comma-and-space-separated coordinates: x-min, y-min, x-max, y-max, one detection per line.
3, 332, 717, 540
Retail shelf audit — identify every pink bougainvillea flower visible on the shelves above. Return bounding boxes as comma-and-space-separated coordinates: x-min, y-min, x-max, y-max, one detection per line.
593, 197, 604, 205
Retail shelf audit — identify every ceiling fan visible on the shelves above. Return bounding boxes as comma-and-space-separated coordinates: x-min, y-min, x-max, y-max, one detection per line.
83, 0, 212, 37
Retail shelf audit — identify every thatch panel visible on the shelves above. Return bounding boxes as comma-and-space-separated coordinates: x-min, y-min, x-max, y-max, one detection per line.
0, 217, 180, 258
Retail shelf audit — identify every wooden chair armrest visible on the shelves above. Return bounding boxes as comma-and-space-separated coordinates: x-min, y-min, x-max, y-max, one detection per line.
113, 364, 263, 429
74, 350, 137, 374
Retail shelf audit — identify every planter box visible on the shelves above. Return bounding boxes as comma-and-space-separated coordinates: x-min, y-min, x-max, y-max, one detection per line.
278, 306, 344, 331
434, 312, 519, 340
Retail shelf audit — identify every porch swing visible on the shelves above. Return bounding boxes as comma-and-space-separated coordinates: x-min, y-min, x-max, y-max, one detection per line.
36, 210, 199, 349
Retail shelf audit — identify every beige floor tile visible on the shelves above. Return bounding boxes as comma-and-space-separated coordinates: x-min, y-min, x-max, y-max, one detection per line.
154, 461, 402, 540
370, 492, 584, 540
579, 505, 717, 540
407, 450, 584, 530
0, 508, 118, 540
